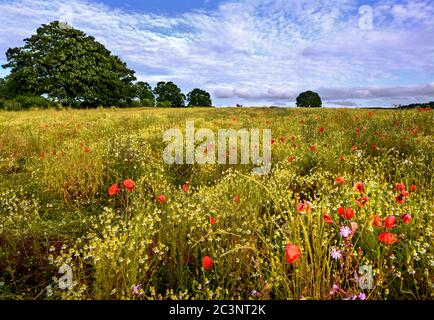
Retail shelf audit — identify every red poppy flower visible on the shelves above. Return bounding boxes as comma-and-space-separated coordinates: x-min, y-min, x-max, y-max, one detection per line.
309, 146, 317, 152
394, 194, 405, 204
288, 155, 295, 162
340, 155, 345, 162
384, 216, 396, 229
319, 127, 325, 133
157, 194, 167, 204
372, 215, 383, 228
338, 207, 355, 220
123, 179, 136, 192
271, 139, 276, 145
323, 213, 333, 225
355, 195, 369, 208
395, 183, 406, 193
210, 216, 216, 225
285, 243, 302, 264
202, 256, 213, 270
402, 214, 412, 225
354, 182, 364, 194
394, 190, 409, 204
409, 185, 417, 192
84, 146, 92, 153
108, 184, 121, 197
233, 195, 241, 203
297, 201, 312, 214
182, 183, 189, 193
335, 176, 346, 184
279, 136, 286, 143
378, 232, 398, 245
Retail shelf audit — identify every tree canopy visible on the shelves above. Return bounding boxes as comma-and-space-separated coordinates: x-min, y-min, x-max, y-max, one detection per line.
187, 88, 212, 107
154, 81, 186, 107
0, 78, 8, 99
296, 91, 322, 108
2, 21, 136, 107
1, 21, 215, 110
134, 81, 155, 107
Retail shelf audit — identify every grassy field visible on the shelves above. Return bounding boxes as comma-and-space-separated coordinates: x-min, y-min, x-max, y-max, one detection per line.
0, 107, 433, 300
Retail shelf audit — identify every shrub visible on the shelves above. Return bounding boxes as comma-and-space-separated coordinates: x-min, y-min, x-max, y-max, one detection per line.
128, 100, 142, 108
140, 98, 155, 108
156, 100, 172, 108
14, 95, 51, 109
0, 95, 52, 110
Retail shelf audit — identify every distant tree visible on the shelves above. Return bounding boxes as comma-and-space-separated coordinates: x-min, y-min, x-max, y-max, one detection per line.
134, 81, 155, 107
187, 88, 212, 107
154, 81, 185, 107
2, 21, 136, 107
296, 91, 322, 108
0, 78, 8, 99
397, 101, 434, 110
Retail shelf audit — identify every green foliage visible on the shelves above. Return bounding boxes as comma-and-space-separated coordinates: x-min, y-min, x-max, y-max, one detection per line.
296, 91, 322, 108
140, 99, 155, 108
187, 88, 212, 107
154, 82, 186, 107
0, 95, 52, 110
398, 101, 434, 110
2, 21, 136, 107
0, 78, 8, 99
134, 81, 155, 107
156, 100, 172, 108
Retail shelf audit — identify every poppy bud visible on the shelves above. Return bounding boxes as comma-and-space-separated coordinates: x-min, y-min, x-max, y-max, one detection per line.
157, 194, 167, 204
402, 214, 412, 225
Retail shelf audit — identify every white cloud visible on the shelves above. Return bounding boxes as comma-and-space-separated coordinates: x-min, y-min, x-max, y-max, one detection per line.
212, 82, 434, 101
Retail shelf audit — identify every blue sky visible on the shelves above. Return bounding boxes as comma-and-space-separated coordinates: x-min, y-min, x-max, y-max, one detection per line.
102, 0, 220, 15
0, 0, 433, 107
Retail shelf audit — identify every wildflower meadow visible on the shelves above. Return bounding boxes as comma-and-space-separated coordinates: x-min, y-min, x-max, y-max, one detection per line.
0, 107, 433, 300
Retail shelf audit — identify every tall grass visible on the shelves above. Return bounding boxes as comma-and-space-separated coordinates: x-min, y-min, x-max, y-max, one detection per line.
0, 107, 432, 300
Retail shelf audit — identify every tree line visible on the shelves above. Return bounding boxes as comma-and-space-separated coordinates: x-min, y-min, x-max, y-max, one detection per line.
0, 21, 212, 110
396, 102, 434, 110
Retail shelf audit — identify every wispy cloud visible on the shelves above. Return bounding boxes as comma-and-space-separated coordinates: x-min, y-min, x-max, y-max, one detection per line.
0, 0, 433, 106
